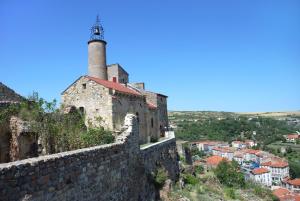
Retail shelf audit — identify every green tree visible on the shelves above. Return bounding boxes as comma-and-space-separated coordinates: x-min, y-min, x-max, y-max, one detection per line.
214, 160, 245, 188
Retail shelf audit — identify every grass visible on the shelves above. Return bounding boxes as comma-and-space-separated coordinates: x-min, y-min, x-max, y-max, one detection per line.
167, 170, 276, 201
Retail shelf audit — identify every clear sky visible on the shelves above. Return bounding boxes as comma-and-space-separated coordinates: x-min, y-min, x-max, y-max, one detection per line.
0, 0, 299, 112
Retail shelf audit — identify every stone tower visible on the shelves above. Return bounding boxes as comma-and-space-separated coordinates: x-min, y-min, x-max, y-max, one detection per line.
88, 16, 108, 80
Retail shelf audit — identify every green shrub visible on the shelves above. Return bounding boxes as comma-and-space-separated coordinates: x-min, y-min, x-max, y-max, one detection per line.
195, 165, 204, 174
183, 174, 199, 186
214, 160, 245, 188
81, 127, 114, 147
224, 187, 236, 199
150, 136, 158, 143
153, 167, 168, 189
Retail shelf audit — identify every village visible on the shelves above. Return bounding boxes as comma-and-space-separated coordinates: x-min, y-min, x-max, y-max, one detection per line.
179, 134, 300, 201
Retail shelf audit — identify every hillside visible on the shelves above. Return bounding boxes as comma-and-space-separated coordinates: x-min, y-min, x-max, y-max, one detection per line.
169, 111, 300, 144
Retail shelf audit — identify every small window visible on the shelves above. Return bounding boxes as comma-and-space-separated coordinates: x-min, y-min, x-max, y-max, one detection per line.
82, 83, 86, 89
151, 118, 154, 128
96, 109, 99, 112
79, 107, 84, 114
136, 112, 139, 123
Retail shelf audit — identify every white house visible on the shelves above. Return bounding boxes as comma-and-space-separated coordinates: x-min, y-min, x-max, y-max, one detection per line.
250, 167, 272, 187
212, 147, 234, 161
261, 160, 289, 184
243, 149, 261, 163
231, 141, 247, 149
284, 134, 299, 143
245, 140, 257, 148
282, 178, 300, 193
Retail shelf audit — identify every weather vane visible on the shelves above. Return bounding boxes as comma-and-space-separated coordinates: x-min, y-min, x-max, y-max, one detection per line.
90, 15, 104, 40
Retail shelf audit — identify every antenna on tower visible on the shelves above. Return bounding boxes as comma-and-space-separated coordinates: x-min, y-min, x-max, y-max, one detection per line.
90, 15, 104, 40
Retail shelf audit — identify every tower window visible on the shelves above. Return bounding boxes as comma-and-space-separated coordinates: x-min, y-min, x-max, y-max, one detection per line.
82, 83, 86, 89
151, 118, 154, 128
79, 107, 85, 114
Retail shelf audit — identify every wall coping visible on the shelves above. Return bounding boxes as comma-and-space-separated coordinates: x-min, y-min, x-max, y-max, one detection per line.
140, 135, 175, 150
0, 142, 123, 169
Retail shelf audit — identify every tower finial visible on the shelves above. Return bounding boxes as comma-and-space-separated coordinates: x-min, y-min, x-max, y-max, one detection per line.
90, 15, 104, 40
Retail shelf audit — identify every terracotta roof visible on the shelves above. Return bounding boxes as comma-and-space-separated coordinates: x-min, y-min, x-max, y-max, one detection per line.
147, 102, 157, 110
286, 134, 299, 139
271, 161, 289, 168
286, 178, 300, 186
261, 161, 272, 166
212, 147, 233, 153
86, 76, 142, 96
273, 188, 290, 198
232, 141, 244, 144
205, 155, 225, 166
261, 160, 289, 168
245, 149, 261, 155
251, 167, 269, 175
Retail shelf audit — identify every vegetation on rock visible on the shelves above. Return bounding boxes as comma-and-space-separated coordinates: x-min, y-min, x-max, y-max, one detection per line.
0, 92, 114, 154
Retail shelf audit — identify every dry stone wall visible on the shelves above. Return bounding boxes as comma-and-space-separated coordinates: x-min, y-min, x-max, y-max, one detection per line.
0, 114, 179, 201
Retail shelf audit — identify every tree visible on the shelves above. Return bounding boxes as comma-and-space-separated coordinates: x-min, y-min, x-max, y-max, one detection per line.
214, 160, 245, 188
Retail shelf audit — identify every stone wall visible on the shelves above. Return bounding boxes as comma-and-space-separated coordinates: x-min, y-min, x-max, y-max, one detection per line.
61, 76, 114, 129
107, 64, 129, 84
0, 114, 179, 201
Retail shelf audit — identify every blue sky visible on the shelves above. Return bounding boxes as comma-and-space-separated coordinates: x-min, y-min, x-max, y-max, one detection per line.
0, 0, 299, 112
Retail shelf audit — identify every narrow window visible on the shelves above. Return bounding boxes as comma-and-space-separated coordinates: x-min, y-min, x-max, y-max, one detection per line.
82, 83, 86, 89
79, 107, 84, 114
136, 112, 139, 123
151, 118, 154, 128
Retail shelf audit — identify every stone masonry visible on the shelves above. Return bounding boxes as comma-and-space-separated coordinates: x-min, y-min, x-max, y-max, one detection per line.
0, 114, 179, 201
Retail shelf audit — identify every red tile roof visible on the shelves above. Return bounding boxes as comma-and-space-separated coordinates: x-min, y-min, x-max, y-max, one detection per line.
273, 188, 300, 201
212, 147, 234, 153
87, 76, 142, 96
251, 167, 269, 175
232, 141, 244, 144
261, 161, 272, 166
205, 155, 225, 166
286, 134, 299, 139
245, 149, 261, 155
273, 188, 290, 198
261, 160, 289, 168
286, 178, 300, 186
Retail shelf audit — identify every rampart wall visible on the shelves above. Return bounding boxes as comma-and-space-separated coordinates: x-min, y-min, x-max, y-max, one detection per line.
0, 114, 179, 201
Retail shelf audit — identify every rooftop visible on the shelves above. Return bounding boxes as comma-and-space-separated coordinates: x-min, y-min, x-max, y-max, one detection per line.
251, 167, 269, 175
205, 155, 225, 166
87, 76, 142, 97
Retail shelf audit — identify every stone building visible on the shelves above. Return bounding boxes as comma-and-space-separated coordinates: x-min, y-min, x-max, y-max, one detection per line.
0, 82, 38, 163
62, 18, 169, 144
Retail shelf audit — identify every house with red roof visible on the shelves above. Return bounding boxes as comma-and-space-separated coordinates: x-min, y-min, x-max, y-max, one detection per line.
245, 140, 257, 148
204, 155, 226, 169
61, 19, 169, 144
212, 146, 234, 161
284, 134, 300, 143
250, 167, 272, 186
273, 187, 300, 201
282, 178, 300, 193
231, 141, 247, 149
261, 160, 289, 184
